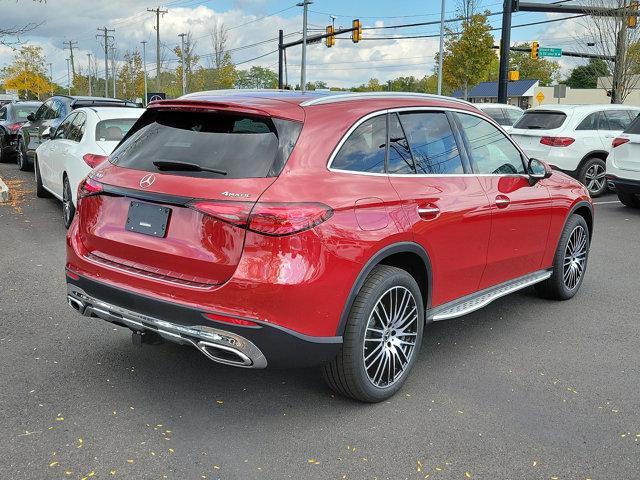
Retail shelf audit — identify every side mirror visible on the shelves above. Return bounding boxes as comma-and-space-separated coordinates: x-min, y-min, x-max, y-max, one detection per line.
27, 112, 35, 122
42, 127, 52, 140
528, 157, 552, 185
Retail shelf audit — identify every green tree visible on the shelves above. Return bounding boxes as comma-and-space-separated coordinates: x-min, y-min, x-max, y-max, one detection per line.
509, 43, 561, 86
1, 45, 53, 99
117, 51, 145, 99
236, 66, 278, 89
565, 58, 609, 89
441, 12, 495, 99
173, 33, 203, 95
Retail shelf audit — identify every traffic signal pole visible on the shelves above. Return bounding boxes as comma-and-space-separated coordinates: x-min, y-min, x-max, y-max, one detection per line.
278, 30, 284, 89
497, 0, 514, 104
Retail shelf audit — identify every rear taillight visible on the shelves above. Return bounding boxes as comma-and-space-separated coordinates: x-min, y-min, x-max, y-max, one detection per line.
540, 136, 575, 147
77, 177, 103, 199
7, 123, 22, 134
82, 153, 108, 168
189, 201, 333, 236
612, 137, 630, 148
204, 312, 259, 327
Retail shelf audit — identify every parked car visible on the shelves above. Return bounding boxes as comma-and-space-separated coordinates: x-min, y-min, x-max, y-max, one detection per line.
65, 91, 593, 402
16, 95, 139, 171
0, 101, 42, 163
474, 102, 524, 133
35, 106, 144, 228
509, 104, 640, 197
607, 114, 640, 208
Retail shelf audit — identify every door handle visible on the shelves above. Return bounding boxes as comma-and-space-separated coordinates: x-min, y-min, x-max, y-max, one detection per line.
495, 195, 510, 208
417, 203, 440, 220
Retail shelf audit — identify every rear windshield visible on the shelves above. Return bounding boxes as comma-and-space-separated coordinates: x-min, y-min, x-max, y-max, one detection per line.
110, 110, 302, 179
481, 108, 509, 126
96, 118, 138, 142
513, 111, 566, 130
14, 104, 39, 121
624, 115, 640, 135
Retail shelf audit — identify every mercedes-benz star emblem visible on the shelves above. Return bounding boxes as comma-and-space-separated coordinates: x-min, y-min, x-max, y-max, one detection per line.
139, 173, 156, 189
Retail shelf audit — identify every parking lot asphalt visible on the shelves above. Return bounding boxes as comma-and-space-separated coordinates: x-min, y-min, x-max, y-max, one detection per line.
2, 161, 639, 480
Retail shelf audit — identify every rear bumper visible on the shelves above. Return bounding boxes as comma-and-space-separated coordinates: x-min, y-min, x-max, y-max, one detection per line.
606, 175, 640, 194
66, 273, 342, 368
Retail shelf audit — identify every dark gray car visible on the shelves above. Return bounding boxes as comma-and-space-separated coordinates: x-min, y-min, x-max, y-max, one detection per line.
0, 101, 42, 163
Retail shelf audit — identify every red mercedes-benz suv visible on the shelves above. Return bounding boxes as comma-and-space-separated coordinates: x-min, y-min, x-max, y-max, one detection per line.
66, 91, 593, 402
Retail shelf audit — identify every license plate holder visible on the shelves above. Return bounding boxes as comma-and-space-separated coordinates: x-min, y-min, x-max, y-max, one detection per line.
125, 201, 171, 238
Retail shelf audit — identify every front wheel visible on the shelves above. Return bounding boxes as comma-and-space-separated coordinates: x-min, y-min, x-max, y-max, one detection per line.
322, 265, 424, 402
579, 157, 607, 197
535, 214, 590, 300
62, 176, 76, 229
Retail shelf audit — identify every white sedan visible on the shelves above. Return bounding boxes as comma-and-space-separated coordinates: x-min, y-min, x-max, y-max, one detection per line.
35, 106, 144, 227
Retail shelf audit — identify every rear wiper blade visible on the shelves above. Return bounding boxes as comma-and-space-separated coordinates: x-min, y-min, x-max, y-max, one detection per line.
526, 126, 543, 129
152, 160, 227, 176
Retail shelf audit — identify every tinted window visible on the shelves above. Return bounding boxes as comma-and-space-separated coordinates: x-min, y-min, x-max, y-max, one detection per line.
0, 107, 6, 120
482, 108, 509, 126
56, 100, 68, 118
96, 118, 138, 141
36, 100, 54, 121
624, 115, 640, 135
54, 113, 77, 140
505, 108, 523, 124
576, 112, 600, 131
45, 100, 61, 120
457, 113, 525, 175
602, 110, 634, 131
67, 112, 86, 142
111, 110, 302, 179
387, 113, 414, 174
399, 112, 463, 174
513, 111, 566, 130
13, 104, 39, 121
332, 115, 386, 173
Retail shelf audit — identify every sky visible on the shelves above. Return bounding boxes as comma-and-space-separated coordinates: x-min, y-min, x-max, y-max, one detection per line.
0, 0, 592, 90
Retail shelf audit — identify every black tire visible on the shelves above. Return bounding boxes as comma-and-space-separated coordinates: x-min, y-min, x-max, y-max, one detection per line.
579, 157, 607, 197
535, 214, 590, 301
62, 175, 76, 229
322, 265, 424, 403
34, 156, 51, 198
617, 191, 640, 208
16, 137, 30, 171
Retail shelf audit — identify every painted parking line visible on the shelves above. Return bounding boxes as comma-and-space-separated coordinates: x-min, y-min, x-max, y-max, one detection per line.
593, 200, 621, 205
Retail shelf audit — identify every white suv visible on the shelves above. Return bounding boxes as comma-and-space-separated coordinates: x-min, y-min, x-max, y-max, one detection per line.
510, 104, 640, 197
607, 115, 640, 208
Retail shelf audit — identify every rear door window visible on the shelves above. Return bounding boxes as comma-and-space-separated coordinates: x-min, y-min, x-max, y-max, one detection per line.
504, 108, 523, 125
111, 110, 302, 179
456, 113, 525, 175
332, 115, 386, 173
399, 112, 463, 175
54, 113, 77, 140
68, 112, 86, 142
602, 110, 635, 131
513, 111, 566, 130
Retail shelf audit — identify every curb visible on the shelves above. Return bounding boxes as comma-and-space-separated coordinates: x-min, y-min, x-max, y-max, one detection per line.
0, 176, 9, 203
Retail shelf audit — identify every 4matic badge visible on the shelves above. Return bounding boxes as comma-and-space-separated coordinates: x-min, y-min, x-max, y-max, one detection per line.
221, 191, 251, 198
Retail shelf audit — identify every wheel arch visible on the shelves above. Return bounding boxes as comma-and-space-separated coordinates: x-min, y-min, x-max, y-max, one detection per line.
571, 201, 594, 239
577, 150, 608, 173
335, 242, 432, 336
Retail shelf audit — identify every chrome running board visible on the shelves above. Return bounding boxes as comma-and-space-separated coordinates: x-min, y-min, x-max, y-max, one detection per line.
67, 285, 267, 369
427, 270, 552, 321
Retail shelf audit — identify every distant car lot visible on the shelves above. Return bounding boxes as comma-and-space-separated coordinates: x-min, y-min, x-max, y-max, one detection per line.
2, 154, 640, 479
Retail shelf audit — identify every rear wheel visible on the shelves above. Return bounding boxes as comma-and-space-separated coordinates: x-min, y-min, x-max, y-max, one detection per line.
535, 214, 590, 300
322, 265, 424, 403
579, 157, 607, 197
62, 175, 76, 229
617, 191, 640, 208
16, 138, 30, 171
34, 156, 51, 198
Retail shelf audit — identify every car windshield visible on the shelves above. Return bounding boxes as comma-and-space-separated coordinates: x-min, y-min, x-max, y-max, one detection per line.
110, 109, 302, 179
14, 105, 40, 122
513, 111, 567, 130
95, 118, 139, 142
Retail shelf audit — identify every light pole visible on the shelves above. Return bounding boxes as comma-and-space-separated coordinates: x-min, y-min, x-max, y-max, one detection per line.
437, 0, 445, 95
141, 40, 148, 105
179, 33, 187, 95
48, 63, 53, 95
66, 58, 71, 95
87, 53, 92, 96
297, 0, 313, 92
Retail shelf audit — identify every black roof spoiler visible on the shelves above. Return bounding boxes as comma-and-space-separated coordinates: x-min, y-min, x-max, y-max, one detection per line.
71, 99, 141, 109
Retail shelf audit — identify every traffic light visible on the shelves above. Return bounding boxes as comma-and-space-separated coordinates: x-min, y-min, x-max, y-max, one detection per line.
352, 19, 362, 43
629, 1, 638, 29
326, 25, 335, 47
531, 41, 539, 60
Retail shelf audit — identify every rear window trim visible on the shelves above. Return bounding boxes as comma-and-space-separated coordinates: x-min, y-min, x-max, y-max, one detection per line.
512, 110, 567, 131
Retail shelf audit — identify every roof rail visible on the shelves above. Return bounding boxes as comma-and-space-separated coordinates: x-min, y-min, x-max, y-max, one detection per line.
299, 91, 475, 107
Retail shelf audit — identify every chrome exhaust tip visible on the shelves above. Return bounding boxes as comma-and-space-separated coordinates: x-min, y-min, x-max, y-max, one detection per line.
67, 296, 85, 314
197, 341, 253, 367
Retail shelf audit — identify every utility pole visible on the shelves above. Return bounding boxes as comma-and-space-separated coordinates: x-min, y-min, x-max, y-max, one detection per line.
97, 27, 115, 97
66, 58, 71, 95
297, 0, 312, 92
179, 33, 187, 95
611, 9, 628, 104
48, 63, 53, 95
86, 53, 92, 96
110, 45, 117, 98
148, 7, 168, 92
278, 30, 284, 89
497, 0, 514, 104
63, 40, 78, 78
141, 40, 148, 105
437, 0, 445, 95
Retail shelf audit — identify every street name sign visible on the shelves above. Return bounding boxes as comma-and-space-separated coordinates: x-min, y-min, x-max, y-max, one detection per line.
539, 47, 562, 58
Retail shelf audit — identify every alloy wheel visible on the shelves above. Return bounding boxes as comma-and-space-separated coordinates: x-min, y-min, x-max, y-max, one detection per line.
363, 286, 419, 388
584, 163, 606, 195
563, 225, 587, 290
